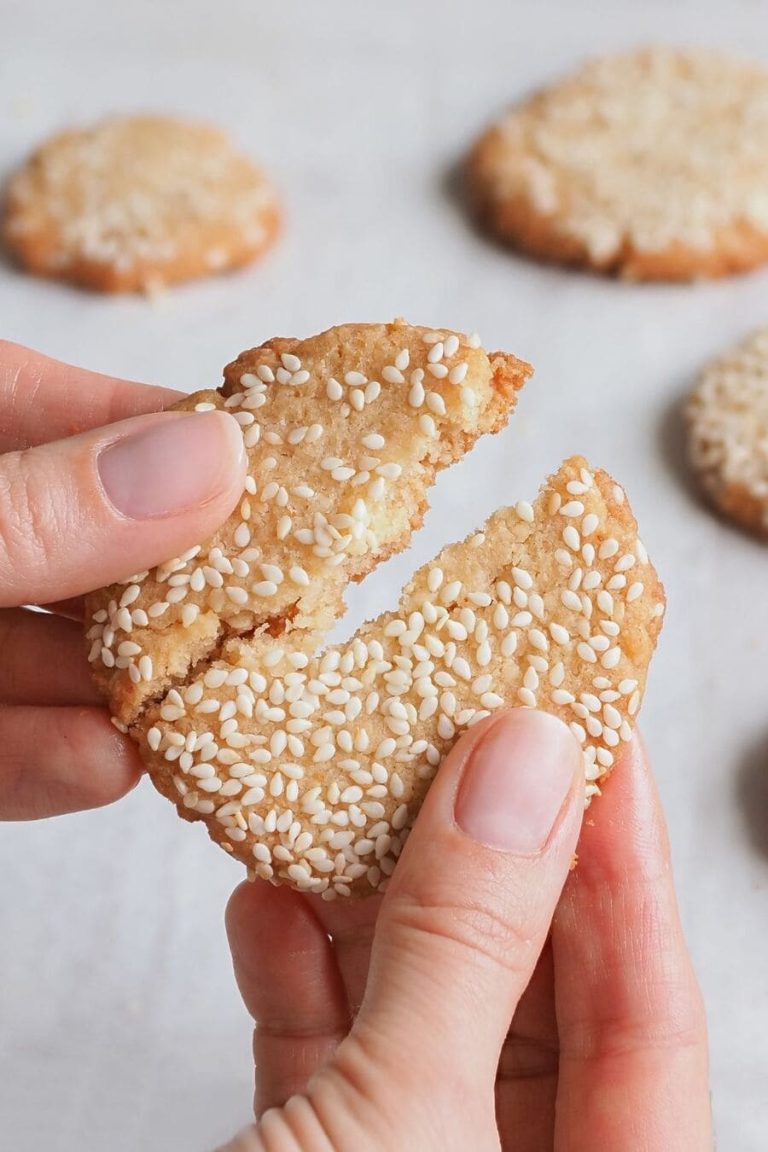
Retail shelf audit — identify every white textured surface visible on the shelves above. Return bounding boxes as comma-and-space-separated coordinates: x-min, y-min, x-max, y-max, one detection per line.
1, 2, 767, 1149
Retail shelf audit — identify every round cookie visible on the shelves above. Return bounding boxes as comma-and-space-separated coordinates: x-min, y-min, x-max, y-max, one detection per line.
468, 48, 768, 281
687, 326, 768, 538
86, 322, 665, 898
3, 115, 279, 293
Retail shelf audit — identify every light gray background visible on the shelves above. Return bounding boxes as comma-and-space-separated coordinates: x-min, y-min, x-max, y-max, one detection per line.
1, 1, 767, 1148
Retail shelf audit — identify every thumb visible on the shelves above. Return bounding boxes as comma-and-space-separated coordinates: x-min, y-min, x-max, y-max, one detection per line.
0, 408, 246, 606
355, 709, 584, 1088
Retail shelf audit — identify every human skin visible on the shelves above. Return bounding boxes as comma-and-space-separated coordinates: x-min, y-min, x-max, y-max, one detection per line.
0, 343, 712, 1151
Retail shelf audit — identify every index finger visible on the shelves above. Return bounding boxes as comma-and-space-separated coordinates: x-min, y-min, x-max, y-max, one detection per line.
0, 340, 181, 451
552, 736, 712, 1151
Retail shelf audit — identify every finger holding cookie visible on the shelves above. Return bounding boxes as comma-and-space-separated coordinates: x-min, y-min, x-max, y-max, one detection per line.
0, 342, 247, 818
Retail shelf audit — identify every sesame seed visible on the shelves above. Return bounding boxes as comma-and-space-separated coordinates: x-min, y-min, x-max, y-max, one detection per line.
117, 641, 141, 657
561, 589, 582, 611
501, 633, 518, 657
528, 629, 548, 651
577, 642, 598, 663
377, 462, 402, 479
226, 586, 249, 605
408, 379, 425, 407
563, 526, 581, 551
549, 623, 570, 644
253, 581, 278, 597
448, 361, 468, 385
427, 567, 444, 594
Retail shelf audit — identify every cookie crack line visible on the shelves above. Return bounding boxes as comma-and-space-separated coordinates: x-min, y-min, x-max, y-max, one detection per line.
87, 320, 527, 729
123, 608, 292, 734
85, 321, 664, 899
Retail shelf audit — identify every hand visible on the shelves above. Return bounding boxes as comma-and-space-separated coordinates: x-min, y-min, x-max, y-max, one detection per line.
223, 710, 712, 1151
0, 340, 246, 819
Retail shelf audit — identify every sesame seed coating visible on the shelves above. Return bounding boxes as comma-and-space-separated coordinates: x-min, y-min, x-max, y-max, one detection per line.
468, 48, 768, 281
86, 320, 530, 730
89, 401, 664, 894
686, 324, 768, 539
2, 115, 279, 293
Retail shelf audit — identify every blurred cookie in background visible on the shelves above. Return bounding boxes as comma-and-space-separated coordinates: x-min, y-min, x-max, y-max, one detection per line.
687, 326, 768, 538
468, 48, 768, 281
2, 115, 280, 293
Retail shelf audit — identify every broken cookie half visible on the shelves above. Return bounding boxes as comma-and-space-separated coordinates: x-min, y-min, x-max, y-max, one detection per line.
85, 321, 664, 898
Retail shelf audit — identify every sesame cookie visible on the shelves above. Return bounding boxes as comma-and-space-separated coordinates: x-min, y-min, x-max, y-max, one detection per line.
86, 323, 664, 898
3, 115, 279, 292
468, 48, 768, 281
115, 460, 664, 900
687, 326, 768, 538
87, 321, 530, 725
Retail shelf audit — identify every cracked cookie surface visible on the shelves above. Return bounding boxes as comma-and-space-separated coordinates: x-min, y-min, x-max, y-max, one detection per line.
86, 322, 664, 898
86, 321, 529, 727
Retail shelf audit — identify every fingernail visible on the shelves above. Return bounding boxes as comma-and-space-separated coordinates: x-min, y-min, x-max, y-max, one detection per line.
455, 710, 580, 853
98, 411, 245, 519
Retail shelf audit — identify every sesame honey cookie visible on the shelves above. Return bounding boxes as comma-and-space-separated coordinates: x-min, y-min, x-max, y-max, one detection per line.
3, 115, 279, 292
86, 321, 665, 898
687, 326, 768, 538
87, 320, 529, 725
468, 48, 768, 281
